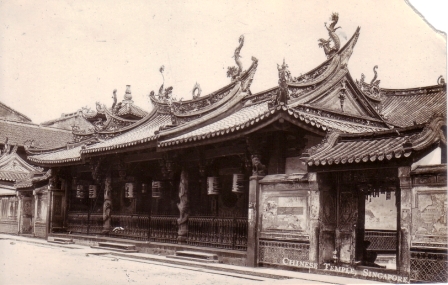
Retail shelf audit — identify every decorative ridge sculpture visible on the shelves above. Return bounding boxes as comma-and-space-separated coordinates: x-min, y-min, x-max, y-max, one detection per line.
356, 65, 382, 99
318, 13, 341, 58
270, 59, 291, 107
227, 35, 244, 81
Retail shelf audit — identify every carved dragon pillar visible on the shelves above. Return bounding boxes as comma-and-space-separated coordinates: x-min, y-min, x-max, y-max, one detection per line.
177, 168, 190, 243
398, 166, 412, 277
102, 175, 113, 234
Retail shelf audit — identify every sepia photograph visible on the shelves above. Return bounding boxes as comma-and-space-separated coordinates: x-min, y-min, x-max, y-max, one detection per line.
0, 0, 446, 284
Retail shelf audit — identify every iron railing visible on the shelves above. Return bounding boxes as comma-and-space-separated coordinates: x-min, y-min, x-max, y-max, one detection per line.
186, 217, 248, 251
411, 251, 448, 283
109, 214, 150, 241
66, 212, 248, 250
67, 212, 88, 234
149, 216, 178, 243
364, 229, 397, 252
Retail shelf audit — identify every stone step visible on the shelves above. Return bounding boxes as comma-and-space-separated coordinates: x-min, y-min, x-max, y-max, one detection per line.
167, 250, 219, 263
47, 237, 74, 244
91, 242, 138, 253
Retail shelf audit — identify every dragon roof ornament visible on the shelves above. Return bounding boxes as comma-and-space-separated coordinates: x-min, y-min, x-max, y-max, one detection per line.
318, 13, 341, 59
227, 35, 244, 81
356, 65, 382, 100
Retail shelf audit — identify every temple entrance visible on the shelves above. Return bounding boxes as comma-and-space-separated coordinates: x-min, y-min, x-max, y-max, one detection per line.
358, 190, 398, 270
318, 169, 399, 269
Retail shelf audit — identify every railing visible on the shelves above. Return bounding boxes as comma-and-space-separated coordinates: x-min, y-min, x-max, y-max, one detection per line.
65, 212, 248, 251
149, 216, 178, 243
259, 240, 310, 265
110, 214, 150, 241
67, 213, 88, 234
365, 229, 397, 252
187, 217, 248, 251
411, 251, 448, 283
88, 213, 104, 235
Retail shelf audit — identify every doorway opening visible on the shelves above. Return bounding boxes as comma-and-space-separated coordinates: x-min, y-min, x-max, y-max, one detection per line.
357, 189, 398, 270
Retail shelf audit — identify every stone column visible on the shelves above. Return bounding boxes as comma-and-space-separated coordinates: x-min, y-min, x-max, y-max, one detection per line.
308, 172, 320, 264
102, 175, 112, 234
247, 174, 263, 267
177, 168, 189, 243
398, 166, 412, 277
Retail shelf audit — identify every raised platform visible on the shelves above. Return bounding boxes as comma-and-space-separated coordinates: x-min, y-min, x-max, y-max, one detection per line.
91, 241, 138, 253
48, 237, 74, 244
167, 250, 219, 263
49, 233, 247, 266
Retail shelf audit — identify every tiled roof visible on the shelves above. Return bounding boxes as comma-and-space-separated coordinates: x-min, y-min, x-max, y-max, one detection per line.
81, 114, 171, 154
15, 169, 51, 189
0, 148, 43, 182
303, 115, 446, 166
0, 120, 73, 148
381, 85, 446, 127
115, 102, 148, 118
0, 101, 32, 122
159, 102, 387, 148
0, 171, 28, 182
28, 146, 83, 165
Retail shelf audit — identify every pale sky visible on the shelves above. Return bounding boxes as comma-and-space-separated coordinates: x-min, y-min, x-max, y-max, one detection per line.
0, 0, 446, 123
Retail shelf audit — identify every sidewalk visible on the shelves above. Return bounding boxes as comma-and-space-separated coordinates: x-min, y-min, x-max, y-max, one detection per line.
0, 234, 383, 284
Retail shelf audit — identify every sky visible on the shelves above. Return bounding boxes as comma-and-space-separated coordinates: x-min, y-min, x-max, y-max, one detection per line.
0, 0, 446, 123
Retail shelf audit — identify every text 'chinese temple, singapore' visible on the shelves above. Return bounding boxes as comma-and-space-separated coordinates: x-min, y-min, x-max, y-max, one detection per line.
0, 13, 446, 284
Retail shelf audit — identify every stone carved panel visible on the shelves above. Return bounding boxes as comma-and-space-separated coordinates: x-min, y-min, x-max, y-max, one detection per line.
261, 195, 308, 232
412, 192, 447, 242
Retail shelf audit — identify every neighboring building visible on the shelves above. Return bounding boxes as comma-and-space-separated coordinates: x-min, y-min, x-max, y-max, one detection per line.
40, 111, 93, 132
5, 14, 448, 284
0, 101, 32, 123
0, 101, 74, 237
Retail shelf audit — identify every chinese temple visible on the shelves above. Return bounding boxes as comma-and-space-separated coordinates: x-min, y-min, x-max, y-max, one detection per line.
3, 14, 447, 284
0, 102, 73, 238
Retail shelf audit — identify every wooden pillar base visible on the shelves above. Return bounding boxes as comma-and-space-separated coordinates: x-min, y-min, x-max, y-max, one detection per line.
246, 175, 263, 267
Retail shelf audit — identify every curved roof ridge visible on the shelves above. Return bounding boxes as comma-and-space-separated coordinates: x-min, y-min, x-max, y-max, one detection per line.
157, 81, 243, 138
169, 58, 258, 117
381, 83, 446, 96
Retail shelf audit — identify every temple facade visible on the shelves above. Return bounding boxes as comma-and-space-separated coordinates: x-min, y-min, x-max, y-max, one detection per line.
2, 14, 446, 284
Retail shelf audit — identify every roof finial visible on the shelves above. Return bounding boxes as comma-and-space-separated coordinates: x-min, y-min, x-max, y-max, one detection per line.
227, 35, 245, 81
318, 12, 341, 58
124, 85, 132, 100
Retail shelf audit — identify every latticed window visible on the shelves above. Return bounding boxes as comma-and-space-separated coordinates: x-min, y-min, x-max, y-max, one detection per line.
0, 198, 7, 218
411, 251, 448, 283
7, 197, 18, 218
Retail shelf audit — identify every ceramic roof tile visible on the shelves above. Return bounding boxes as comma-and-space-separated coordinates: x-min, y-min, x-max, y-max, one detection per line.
15, 169, 52, 189
28, 146, 84, 164
115, 103, 148, 118
0, 120, 73, 148
159, 102, 387, 147
0, 171, 28, 182
81, 114, 171, 154
304, 116, 446, 166
381, 86, 446, 127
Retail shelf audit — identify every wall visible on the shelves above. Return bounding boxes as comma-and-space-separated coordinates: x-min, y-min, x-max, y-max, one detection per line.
365, 192, 397, 230
257, 174, 312, 267
0, 196, 18, 234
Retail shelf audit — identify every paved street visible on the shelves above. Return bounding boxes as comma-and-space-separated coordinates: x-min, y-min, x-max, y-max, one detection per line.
0, 236, 383, 285
0, 239, 265, 285
0, 239, 280, 285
